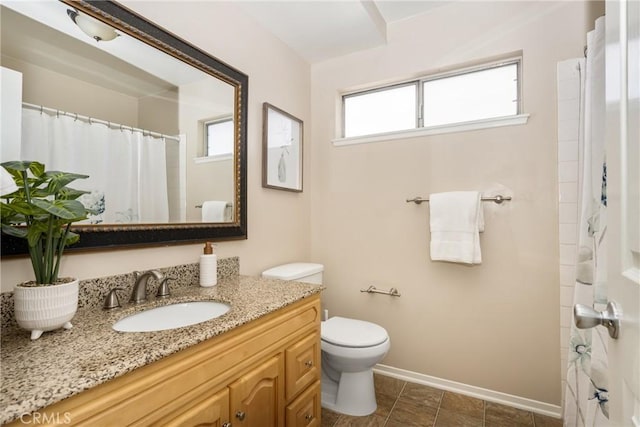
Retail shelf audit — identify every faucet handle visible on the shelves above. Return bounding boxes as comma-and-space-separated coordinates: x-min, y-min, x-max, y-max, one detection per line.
134, 269, 164, 280
156, 277, 175, 298
103, 287, 125, 310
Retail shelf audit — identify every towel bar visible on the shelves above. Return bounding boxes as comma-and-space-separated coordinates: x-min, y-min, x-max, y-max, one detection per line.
195, 202, 233, 208
406, 194, 511, 205
360, 286, 401, 297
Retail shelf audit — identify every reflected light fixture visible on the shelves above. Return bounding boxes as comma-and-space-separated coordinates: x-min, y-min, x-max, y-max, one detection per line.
67, 9, 118, 42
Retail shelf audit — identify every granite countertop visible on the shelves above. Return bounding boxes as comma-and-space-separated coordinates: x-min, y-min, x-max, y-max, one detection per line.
0, 275, 323, 425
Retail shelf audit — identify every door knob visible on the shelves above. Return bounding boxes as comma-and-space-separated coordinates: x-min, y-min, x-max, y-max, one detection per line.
574, 301, 621, 339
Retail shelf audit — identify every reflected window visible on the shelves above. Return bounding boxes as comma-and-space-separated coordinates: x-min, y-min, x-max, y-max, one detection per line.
205, 117, 234, 158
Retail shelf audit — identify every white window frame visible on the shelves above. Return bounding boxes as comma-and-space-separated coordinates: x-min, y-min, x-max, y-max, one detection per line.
334, 57, 529, 146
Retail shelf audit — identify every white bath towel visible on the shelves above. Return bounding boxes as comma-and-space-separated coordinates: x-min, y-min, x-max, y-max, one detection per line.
429, 191, 484, 264
201, 201, 228, 222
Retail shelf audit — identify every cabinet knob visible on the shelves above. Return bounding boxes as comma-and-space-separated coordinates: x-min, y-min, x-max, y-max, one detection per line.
305, 414, 314, 422
304, 360, 313, 368
235, 411, 246, 421
222, 423, 232, 427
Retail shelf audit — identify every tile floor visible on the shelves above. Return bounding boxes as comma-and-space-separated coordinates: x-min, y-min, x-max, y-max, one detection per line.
320, 374, 563, 427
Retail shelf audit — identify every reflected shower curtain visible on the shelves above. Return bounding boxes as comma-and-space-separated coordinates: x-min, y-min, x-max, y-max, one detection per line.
20, 109, 169, 224
563, 17, 608, 427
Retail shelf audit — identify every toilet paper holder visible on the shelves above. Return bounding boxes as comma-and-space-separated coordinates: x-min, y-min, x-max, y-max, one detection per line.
360, 285, 401, 297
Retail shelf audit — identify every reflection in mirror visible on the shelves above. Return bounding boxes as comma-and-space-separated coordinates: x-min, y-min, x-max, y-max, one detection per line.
1, 1, 235, 224
1, 0, 247, 254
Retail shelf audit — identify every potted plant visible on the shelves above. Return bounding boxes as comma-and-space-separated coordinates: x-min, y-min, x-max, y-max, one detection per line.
1, 160, 92, 340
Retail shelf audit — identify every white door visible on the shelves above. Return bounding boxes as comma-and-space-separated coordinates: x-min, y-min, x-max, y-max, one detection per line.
605, 0, 640, 425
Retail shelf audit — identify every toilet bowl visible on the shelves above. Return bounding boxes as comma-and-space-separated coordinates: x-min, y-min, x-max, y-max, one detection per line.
261, 263, 390, 416
320, 316, 390, 416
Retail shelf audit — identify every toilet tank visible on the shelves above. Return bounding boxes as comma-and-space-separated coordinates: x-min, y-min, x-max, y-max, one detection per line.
262, 263, 324, 284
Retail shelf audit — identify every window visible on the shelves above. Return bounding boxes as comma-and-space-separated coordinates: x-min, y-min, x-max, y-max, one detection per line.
343, 83, 417, 138
204, 117, 234, 158
422, 62, 518, 127
341, 58, 522, 140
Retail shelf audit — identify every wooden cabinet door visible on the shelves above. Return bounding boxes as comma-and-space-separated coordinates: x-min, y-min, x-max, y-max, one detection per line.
229, 355, 284, 427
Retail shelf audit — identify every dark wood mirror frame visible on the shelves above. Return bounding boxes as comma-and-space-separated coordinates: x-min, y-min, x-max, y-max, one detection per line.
1, 0, 248, 256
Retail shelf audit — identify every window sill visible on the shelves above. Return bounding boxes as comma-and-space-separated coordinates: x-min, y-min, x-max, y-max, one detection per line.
332, 114, 530, 147
193, 153, 233, 163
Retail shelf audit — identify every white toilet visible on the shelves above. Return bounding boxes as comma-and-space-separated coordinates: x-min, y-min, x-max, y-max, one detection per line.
262, 263, 390, 416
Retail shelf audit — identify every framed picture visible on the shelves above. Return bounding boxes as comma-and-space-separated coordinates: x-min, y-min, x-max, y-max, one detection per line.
262, 103, 303, 192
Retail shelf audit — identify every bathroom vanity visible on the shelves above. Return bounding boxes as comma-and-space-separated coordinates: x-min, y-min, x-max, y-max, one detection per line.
0, 267, 323, 427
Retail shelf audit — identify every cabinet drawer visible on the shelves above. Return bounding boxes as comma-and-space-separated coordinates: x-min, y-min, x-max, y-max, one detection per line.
157, 387, 229, 427
285, 381, 320, 427
285, 332, 320, 400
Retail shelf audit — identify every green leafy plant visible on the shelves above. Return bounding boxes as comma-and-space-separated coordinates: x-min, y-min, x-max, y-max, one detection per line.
1, 160, 92, 285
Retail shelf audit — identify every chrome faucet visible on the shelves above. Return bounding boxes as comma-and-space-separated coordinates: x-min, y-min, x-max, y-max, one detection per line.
129, 270, 163, 304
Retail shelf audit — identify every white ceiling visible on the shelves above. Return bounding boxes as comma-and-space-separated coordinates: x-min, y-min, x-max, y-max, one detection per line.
237, 1, 449, 63
2, 0, 448, 93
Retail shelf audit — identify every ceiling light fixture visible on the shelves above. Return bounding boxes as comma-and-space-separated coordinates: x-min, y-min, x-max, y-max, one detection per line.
67, 9, 118, 42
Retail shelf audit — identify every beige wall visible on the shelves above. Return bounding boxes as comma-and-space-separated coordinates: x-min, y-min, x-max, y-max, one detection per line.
138, 89, 179, 136
2, 56, 139, 126
309, 1, 593, 405
1, 2, 312, 290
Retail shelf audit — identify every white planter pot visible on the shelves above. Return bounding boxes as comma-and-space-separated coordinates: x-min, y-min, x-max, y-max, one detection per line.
14, 279, 79, 340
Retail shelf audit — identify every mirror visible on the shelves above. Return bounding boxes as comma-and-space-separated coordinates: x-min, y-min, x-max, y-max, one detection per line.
1, 0, 247, 255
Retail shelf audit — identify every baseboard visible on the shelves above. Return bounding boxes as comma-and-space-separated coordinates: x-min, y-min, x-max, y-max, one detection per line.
373, 364, 562, 419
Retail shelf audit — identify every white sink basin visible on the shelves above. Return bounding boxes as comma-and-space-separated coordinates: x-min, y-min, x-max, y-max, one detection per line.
113, 301, 231, 332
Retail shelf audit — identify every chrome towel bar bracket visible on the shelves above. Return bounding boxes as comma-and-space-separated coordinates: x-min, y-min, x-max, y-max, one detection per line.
406, 194, 512, 205
360, 285, 401, 297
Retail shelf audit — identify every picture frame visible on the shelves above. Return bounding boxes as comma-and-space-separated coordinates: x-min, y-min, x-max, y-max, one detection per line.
262, 103, 303, 192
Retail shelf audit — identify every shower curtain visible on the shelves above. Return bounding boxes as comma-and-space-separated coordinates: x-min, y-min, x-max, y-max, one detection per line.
563, 17, 608, 427
20, 109, 169, 224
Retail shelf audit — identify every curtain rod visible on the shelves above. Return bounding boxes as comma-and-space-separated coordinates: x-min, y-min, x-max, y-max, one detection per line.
22, 102, 180, 143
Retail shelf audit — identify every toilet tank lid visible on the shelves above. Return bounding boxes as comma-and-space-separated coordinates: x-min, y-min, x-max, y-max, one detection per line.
262, 262, 324, 280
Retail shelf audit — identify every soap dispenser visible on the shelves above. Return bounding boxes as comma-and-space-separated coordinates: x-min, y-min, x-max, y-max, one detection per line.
199, 242, 218, 287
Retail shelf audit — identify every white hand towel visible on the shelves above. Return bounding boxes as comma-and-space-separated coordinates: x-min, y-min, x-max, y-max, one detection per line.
429, 191, 484, 264
201, 201, 228, 222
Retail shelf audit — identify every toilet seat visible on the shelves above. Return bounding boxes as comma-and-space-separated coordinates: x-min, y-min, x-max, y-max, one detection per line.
321, 316, 388, 348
